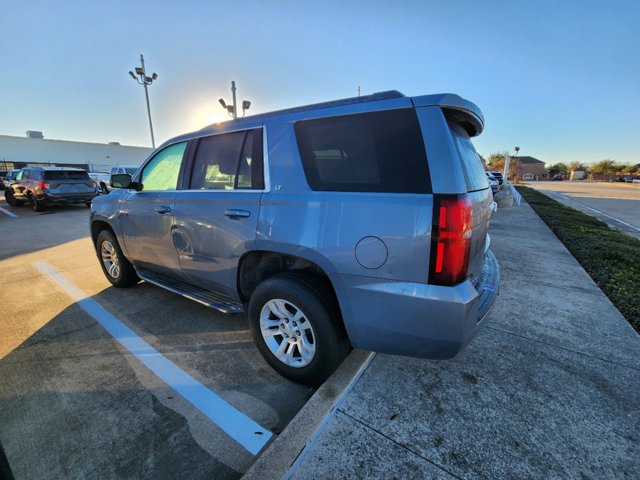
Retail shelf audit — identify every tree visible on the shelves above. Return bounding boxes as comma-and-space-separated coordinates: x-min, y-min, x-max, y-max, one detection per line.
486, 152, 508, 171
547, 162, 568, 175
589, 159, 617, 174
622, 164, 639, 174
567, 161, 585, 172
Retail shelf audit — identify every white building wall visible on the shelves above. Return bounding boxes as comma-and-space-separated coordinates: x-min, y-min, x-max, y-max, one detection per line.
0, 135, 153, 171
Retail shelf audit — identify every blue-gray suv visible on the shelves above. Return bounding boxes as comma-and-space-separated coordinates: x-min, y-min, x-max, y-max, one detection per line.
91, 91, 500, 384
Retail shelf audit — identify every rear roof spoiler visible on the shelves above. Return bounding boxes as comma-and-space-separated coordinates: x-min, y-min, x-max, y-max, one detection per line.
411, 93, 484, 137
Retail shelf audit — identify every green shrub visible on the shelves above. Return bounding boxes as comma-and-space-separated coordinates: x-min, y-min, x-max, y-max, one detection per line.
516, 186, 640, 333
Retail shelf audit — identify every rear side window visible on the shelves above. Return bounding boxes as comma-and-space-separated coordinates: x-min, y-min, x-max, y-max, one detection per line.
294, 109, 431, 193
449, 123, 488, 192
44, 171, 90, 180
189, 129, 264, 190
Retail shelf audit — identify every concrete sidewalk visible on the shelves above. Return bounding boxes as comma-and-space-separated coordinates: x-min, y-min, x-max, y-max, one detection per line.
248, 200, 640, 479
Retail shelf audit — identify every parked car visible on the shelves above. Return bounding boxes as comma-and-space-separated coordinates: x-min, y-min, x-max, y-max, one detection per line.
1, 169, 20, 189
5, 167, 100, 211
91, 90, 500, 384
552, 174, 564, 181
488, 171, 504, 185
91, 166, 140, 194
486, 172, 499, 194
0, 170, 8, 189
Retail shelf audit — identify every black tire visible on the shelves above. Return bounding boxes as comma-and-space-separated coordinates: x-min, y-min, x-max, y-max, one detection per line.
100, 183, 109, 194
95, 229, 139, 288
4, 190, 23, 207
86, 201, 92, 208
248, 271, 350, 385
29, 193, 45, 212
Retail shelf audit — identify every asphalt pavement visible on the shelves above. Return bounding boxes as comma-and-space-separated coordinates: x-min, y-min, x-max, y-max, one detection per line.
0, 199, 315, 479
247, 197, 640, 479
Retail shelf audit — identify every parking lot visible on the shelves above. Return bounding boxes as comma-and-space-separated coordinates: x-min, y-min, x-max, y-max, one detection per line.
0, 199, 315, 479
528, 181, 640, 239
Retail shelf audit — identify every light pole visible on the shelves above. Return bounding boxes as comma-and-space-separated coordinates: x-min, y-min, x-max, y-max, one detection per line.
218, 81, 251, 119
129, 54, 158, 148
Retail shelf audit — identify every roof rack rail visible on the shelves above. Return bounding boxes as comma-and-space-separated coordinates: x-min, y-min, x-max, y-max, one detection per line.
201, 90, 405, 128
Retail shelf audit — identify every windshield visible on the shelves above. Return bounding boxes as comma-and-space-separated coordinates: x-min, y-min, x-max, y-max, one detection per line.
125, 167, 138, 176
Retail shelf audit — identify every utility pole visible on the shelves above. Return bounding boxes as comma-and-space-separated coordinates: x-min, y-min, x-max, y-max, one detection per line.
129, 54, 158, 148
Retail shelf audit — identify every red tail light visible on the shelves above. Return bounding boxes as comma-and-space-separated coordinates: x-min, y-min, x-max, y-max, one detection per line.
37, 181, 50, 190
92, 181, 98, 189
429, 195, 473, 286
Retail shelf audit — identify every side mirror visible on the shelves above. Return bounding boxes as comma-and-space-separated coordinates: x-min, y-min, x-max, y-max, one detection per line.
111, 173, 143, 191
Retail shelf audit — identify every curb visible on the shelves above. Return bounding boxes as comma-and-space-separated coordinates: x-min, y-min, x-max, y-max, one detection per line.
243, 349, 375, 480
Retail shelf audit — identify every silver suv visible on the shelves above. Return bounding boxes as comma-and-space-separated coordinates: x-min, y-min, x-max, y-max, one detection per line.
90, 91, 499, 384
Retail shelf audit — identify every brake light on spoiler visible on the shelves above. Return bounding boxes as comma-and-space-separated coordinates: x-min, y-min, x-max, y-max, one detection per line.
429, 195, 473, 286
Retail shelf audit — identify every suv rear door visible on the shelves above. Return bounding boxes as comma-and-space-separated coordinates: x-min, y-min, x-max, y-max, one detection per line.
44, 170, 95, 195
172, 128, 264, 299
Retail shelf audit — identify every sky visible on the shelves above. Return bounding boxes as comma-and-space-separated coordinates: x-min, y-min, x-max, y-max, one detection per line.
1, 0, 638, 165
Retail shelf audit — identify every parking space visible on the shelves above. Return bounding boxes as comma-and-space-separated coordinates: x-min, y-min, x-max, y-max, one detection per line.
528, 181, 640, 239
0, 207, 315, 479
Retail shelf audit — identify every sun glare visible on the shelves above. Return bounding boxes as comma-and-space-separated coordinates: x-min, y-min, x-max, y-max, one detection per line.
206, 111, 230, 125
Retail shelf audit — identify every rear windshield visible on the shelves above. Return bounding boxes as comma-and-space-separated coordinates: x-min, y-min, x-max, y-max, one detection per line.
125, 167, 138, 176
449, 123, 489, 192
294, 108, 431, 193
44, 170, 91, 181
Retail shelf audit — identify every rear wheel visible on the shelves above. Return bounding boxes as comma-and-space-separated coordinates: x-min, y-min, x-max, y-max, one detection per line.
29, 193, 45, 212
4, 190, 24, 207
96, 230, 139, 287
248, 271, 350, 385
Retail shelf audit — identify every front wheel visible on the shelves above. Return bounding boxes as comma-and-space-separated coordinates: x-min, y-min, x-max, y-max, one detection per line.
4, 190, 23, 207
248, 272, 350, 385
96, 230, 139, 287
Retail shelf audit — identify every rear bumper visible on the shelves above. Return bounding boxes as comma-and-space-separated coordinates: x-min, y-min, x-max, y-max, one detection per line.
38, 192, 99, 204
334, 250, 500, 359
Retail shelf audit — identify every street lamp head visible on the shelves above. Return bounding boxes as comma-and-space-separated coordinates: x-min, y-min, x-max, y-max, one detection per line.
145, 76, 153, 83
128, 71, 137, 80
135, 67, 144, 75
151, 73, 158, 81
514, 146, 520, 153
242, 100, 251, 111
218, 98, 227, 108
226, 105, 234, 115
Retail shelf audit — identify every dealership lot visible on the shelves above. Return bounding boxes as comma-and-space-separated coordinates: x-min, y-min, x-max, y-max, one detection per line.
529, 181, 640, 239
0, 200, 315, 479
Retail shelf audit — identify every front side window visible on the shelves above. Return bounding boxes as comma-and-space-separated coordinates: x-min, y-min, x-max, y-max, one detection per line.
15, 170, 24, 181
189, 129, 264, 190
294, 109, 431, 193
141, 142, 187, 191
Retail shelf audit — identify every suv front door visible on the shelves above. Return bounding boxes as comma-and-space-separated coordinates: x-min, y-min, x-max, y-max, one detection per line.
172, 128, 264, 299
120, 142, 188, 278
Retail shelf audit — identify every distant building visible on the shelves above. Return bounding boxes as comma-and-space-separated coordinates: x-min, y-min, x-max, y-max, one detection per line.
570, 167, 587, 181
0, 132, 153, 172
514, 156, 549, 180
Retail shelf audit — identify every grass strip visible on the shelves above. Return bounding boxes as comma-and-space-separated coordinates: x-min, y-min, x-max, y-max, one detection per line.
515, 185, 640, 333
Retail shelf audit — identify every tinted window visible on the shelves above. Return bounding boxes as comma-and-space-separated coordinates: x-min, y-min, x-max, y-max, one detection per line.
141, 142, 187, 191
449, 123, 489, 192
189, 129, 264, 190
294, 109, 430, 193
125, 167, 138, 176
44, 170, 90, 180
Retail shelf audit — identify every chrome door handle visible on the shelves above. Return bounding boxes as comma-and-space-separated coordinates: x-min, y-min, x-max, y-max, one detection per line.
155, 205, 172, 214
224, 209, 250, 218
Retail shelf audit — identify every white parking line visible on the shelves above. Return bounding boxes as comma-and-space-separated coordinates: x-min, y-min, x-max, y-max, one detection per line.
0, 207, 18, 218
34, 261, 272, 456
552, 192, 640, 232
